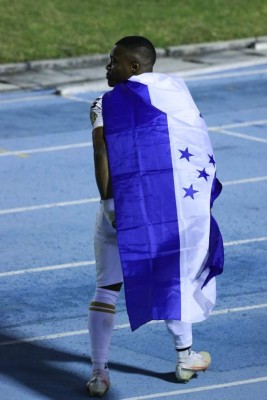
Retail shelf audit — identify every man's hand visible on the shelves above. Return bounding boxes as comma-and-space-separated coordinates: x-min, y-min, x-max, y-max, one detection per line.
102, 199, 116, 228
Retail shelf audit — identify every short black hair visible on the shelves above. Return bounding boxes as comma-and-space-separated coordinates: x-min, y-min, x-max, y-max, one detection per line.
115, 36, 156, 66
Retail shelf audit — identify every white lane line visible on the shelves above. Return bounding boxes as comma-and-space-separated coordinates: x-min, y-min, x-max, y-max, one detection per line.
185, 67, 267, 81
1, 303, 266, 346
0, 95, 55, 104
0, 330, 88, 345
212, 129, 267, 143
61, 94, 92, 103
0, 197, 100, 215
0, 142, 92, 157
223, 176, 267, 186
224, 237, 267, 247
0, 236, 266, 278
0, 174, 265, 216
209, 119, 267, 130
0, 260, 95, 277
211, 303, 267, 315
121, 377, 267, 400
181, 57, 267, 78
0, 120, 265, 158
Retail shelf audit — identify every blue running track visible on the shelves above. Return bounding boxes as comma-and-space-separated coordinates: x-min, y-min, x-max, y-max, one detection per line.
0, 63, 266, 399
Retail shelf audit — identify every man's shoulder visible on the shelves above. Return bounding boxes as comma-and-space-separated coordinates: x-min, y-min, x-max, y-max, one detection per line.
90, 96, 103, 128
91, 96, 103, 111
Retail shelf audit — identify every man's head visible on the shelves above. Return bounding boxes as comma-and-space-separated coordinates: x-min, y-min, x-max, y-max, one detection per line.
106, 36, 156, 87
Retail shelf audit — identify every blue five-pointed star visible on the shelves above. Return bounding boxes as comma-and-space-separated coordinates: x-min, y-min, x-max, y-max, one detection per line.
183, 184, 199, 199
179, 147, 194, 162
208, 154, 216, 167
197, 168, 210, 181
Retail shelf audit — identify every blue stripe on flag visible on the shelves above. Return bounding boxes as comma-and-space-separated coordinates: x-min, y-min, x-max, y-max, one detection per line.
103, 81, 182, 330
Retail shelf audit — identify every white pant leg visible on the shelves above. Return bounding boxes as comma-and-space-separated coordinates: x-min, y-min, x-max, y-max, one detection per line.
94, 202, 123, 287
165, 320, 193, 349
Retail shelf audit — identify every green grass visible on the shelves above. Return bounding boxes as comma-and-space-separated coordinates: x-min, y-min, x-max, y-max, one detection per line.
0, 0, 266, 63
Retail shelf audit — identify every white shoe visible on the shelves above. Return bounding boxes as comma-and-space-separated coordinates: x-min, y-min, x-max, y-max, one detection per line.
86, 369, 110, 397
175, 350, 211, 383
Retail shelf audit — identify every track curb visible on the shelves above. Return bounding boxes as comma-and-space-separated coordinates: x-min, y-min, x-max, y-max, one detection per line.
1, 36, 267, 76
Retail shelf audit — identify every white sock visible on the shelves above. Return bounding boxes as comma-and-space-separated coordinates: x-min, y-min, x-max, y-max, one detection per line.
165, 320, 192, 350
88, 287, 119, 373
176, 347, 191, 361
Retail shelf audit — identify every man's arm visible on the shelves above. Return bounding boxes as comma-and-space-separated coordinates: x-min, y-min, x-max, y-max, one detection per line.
90, 96, 115, 227
92, 126, 113, 200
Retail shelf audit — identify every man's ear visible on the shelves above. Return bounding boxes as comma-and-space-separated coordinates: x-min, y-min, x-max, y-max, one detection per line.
131, 61, 140, 74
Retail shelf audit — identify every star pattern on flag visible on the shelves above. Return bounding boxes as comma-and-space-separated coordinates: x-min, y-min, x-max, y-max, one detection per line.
183, 184, 199, 199
208, 154, 216, 167
197, 168, 210, 181
179, 147, 194, 162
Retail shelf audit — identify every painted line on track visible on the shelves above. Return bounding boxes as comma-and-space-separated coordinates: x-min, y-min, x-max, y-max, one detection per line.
0, 142, 92, 157
0, 197, 100, 215
0, 260, 95, 277
212, 129, 267, 143
209, 119, 267, 131
223, 176, 267, 186
184, 67, 267, 81
121, 377, 267, 400
61, 94, 92, 104
0, 236, 266, 278
0, 120, 265, 158
224, 237, 267, 247
0, 94, 55, 104
180, 58, 267, 78
1, 303, 266, 346
0, 175, 266, 216
211, 303, 267, 315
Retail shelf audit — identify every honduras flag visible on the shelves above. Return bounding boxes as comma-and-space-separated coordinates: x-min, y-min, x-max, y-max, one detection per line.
102, 73, 224, 331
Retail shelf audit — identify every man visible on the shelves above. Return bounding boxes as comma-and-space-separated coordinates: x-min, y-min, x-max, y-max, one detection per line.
87, 36, 224, 397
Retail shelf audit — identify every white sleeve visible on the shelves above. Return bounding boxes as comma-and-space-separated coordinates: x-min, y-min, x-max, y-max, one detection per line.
90, 96, 103, 129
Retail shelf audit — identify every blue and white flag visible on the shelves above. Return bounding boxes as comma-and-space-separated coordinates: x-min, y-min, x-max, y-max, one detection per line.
102, 73, 224, 331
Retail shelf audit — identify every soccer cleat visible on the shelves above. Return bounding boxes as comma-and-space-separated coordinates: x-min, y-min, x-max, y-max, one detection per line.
175, 350, 211, 383
86, 369, 110, 397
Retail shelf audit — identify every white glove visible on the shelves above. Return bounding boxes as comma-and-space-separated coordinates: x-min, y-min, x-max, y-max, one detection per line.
102, 198, 116, 228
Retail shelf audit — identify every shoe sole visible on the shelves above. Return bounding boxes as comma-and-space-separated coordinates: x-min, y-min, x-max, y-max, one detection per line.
86, 380, 110, 397
175, 351, 211, 383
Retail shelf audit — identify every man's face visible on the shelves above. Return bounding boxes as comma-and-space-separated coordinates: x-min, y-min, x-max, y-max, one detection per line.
106, 45, 134, 87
